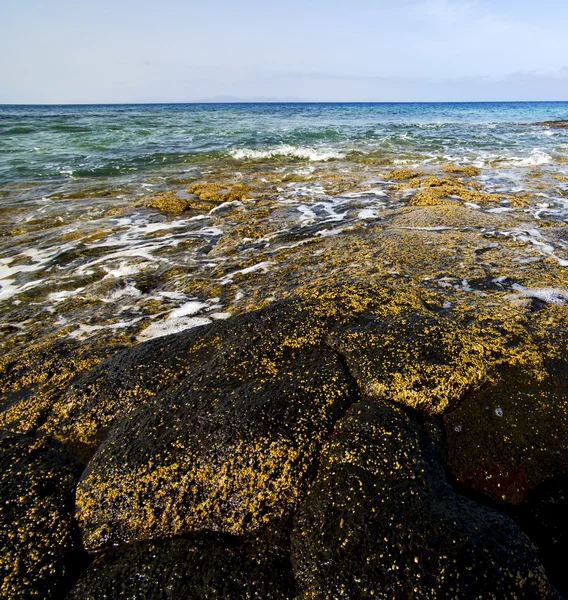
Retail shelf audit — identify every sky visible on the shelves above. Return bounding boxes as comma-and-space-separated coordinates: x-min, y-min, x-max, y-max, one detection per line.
1, 0, 568, 103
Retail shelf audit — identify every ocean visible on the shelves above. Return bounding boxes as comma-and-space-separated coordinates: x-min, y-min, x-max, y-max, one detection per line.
2, 102, 568, 182
1, 102, 567, 349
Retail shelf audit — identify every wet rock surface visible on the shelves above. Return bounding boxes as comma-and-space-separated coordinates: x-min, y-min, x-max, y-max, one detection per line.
67, 533, 296, 599
76, 341, 358, 548
1, 161, 568, 598
292, 400, 556, 598
534, 120, 568, 129
444, 365, 568, 505
0, 285, 567, 598
0, 430, 85, 599
517, 475, 568, 597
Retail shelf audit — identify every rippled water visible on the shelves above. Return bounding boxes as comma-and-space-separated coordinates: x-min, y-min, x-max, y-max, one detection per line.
2, 102, 568, 181
1, 102, 568, 351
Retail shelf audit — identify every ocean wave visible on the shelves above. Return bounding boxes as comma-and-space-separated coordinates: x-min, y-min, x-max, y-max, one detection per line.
506, 150, 553, 167
229, 145, 345, 161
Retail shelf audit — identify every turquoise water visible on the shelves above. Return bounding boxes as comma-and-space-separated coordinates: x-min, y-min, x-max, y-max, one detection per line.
1, 102, 568, 350
2, 102, 568, 182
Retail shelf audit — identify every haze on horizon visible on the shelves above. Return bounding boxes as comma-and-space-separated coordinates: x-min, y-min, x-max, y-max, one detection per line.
1, 0, 568, 104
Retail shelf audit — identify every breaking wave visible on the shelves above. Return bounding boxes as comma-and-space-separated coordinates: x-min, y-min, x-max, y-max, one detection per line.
229, 145, 345, 161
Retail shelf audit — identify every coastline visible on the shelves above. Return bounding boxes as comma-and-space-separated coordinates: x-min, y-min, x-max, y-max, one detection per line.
1, 105, 568, 598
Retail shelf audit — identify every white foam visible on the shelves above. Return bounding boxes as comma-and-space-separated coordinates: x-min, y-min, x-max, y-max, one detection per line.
76, 245, 170, 275
512, 284, 568, 305
358, 209, 378, 219
316, 226, 352, 237
138, 316, 211, 341
397, 226, 454, 231
197, 227, 224, 236
508, 150, 552, 167
209, 200, 245, 213
230, 145, 345, 162
209, 312, 231, 320
506, 227, 568, 267
69, 317, 143, 340
296, 205, 317, 224
106, 284, 142, 302
268, 239, 318, 253
343, 188, 387, 198
0, 277, 17, 302
168, 301, 209, 319
103, 262, 143, 278
155, 291, 187, 301
0, 245, 77, 301
487, 207, 513, 214
48, 288, 86, 303
220, 261, 275, 284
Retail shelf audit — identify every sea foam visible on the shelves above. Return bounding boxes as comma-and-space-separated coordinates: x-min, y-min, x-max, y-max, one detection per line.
230, 145, 345, 161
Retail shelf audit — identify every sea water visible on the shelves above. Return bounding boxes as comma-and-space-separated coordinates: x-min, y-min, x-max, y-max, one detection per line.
1, 102, 567, 347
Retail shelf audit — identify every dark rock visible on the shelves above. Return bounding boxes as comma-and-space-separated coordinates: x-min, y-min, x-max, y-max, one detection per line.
533, 324, 568, 387
75, 302, 358, 549
66, 534, 296, 599
41, 300, 330, 458
533, 120, 568, 129
443, 365, 568, 505
0, 430, 86, 599
326, 307, 536, 415
516, 475, 568, 598
291, 399, 558, 599
2, 288, 563, 596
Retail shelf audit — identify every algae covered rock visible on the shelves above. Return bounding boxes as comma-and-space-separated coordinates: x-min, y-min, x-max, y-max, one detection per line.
187, 182, 251, 202
443, 364, 568, 505
409, 176, 502, 206
327, 305, 543, 414
0, 430, 85, 599
291, 400, 558, 599
2, 285, 566, 597
75, 302, 359, 549
67, 533, 296, 599
145, 191, 189, 213
442, 163, 482, 177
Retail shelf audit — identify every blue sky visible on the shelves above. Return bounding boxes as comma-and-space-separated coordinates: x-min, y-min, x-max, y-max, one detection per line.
1, 0, 567, 102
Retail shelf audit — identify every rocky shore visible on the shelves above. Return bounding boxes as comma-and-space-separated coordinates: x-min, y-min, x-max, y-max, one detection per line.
1, 164, 568, 598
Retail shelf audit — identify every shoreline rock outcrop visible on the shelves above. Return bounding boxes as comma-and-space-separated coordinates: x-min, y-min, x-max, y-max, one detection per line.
2, 282, 566, 598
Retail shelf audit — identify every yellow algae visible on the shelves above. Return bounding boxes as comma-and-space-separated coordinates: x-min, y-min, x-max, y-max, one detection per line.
442, 164, 482, 177
387, 168, 425, 181
388, 204, 514, 229
0, 433, 80, 600
145, 191, 189, 213
186, 182, 225, 201
75, 346, 357, 549
77, 436, 309, 547
0, 337, 117, 436
409, 176, 502, 206
222, 183, 251, 201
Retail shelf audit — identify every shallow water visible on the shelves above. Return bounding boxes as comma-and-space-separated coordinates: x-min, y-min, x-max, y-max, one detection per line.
1, 102, 568, 351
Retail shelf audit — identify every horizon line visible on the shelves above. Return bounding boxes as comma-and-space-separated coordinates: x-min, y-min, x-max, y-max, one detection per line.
2, 100, 568, 107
